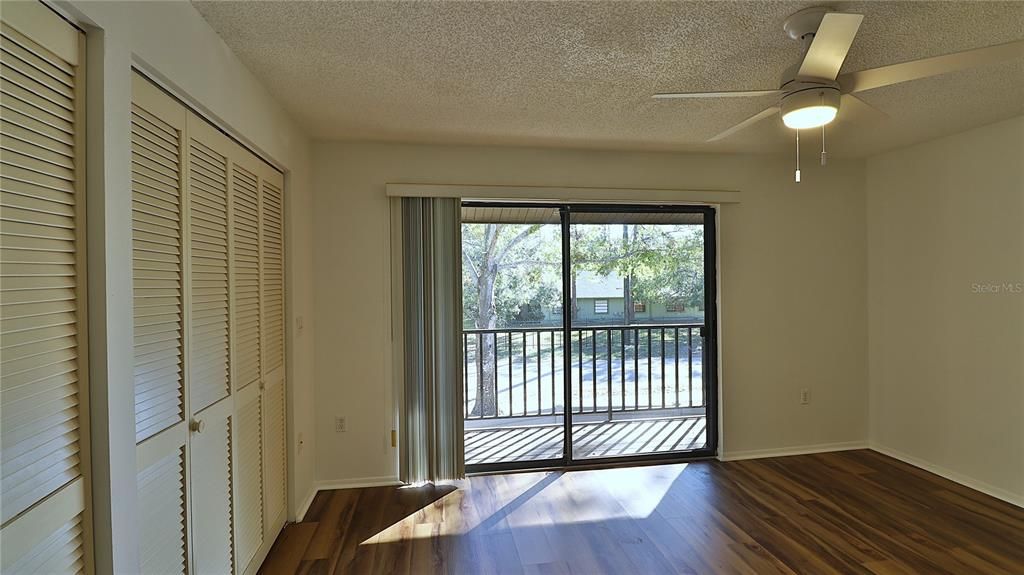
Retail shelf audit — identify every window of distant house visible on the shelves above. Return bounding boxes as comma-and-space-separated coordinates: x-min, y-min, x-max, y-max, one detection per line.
633, 302, 646, 313
594, 299, 609, 314
666, 302, 685, 313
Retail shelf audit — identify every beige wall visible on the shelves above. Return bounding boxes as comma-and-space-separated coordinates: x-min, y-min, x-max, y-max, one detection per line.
312, 142, 869, 483
866, 116, 1024, 505
55, 1, 316, 568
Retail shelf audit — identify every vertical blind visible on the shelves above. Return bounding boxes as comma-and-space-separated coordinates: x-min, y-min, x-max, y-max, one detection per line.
399, 197, 465, 483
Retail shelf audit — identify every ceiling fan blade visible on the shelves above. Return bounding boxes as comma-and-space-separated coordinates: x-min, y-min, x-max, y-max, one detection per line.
839, 93, 887, 122
707, 106, 779, 141
797, 12, 864, 80
653, 90, 781, 99
838, 39, 1024, 93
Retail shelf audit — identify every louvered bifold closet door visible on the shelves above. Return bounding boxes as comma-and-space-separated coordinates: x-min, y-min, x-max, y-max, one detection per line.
132, 75, 186, 443
232, 160, 260, 392
260, 173, 287, 537
232, 384, 262, 573
136, 429, 188, 575
188, 395, 234, 575
0, 2, 91, 573
229, 149, 264, 573
130, 72, 189, 575
188, 117, 232, 414
186, 113, 236, 575
262, 179, 283, 377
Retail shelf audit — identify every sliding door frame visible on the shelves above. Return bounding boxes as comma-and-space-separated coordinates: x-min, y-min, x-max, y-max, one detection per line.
560, 203, 718, 467
463, 201, 719, 473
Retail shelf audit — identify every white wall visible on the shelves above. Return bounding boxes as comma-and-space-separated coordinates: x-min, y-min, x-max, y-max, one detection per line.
867, 116, 1024, 505
52, 1, 316, 570
312, 142, 869, 483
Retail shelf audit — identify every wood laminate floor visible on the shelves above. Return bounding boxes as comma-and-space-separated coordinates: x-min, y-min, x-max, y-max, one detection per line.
260, 450, 1024, 574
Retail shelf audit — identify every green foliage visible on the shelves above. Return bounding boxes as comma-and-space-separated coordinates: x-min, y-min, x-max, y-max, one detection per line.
571, 224, 704, 310
462, 222, 704, 330
461, 223, 561, 329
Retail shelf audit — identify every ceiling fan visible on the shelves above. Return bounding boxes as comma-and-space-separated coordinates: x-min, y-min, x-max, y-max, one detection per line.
654, 6, 1024, 143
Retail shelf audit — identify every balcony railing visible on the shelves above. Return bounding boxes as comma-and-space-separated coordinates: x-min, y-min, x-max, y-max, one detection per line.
462, 324, 705, 420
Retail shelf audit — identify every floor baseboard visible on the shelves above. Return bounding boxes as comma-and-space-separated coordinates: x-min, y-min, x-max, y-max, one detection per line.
296, 486, 319, 522
315, 476, 403, 491
297, 477, 403, 516
304, 445, 1023, 511
720, 441, 869, 461
870, 443, 1023, 508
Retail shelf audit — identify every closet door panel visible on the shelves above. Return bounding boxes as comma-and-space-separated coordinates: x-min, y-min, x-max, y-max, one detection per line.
1, 5, 88, 569
188, 116, 232, 414
185, 113, 236, 574
131, 74, 185, 444
0, 21, 83, 524
229, 147, 267, 573
136, 423, 188, 575
188, 397, 234, 575
262, 374, 286, 530
131, 72, 191, 575
261, 178, 283, 378
232, 383, 263, 572
260, 173, 286, 532
231, 161, 260, 391
0, 477, 86, 574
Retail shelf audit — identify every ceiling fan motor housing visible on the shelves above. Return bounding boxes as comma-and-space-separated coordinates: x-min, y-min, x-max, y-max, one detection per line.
784, 6, 832, 41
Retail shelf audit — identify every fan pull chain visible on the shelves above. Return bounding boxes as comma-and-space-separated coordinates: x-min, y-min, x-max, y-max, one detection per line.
821, 124, 828, 166
795, 129, 801, 183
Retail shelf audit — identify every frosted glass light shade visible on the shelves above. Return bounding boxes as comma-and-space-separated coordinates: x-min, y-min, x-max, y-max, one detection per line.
780, 87, 841, 130
783, 105, 837, 129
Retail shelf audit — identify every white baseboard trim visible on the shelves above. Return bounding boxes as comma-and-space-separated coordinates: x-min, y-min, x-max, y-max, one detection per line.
315, 475, 403, 491
290, 477, 403, 525
305, 447, 1022, 510
295, 486, 318, 522
870, 443, 1023, 508
720, 441, 869, 461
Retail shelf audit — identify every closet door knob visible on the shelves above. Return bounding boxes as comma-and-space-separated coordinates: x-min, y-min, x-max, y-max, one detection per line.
190, 418, 205, 434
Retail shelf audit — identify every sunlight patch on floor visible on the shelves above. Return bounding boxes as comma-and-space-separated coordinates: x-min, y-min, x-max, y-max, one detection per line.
361, 463, 689, 545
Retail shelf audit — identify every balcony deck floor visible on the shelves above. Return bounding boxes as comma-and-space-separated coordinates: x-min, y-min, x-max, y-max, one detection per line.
465, 415, 706, 466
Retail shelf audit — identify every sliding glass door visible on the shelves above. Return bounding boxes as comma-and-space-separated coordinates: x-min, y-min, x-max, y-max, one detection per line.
567, 208, 713, 462
462, 203, 717, 471
461, 206, 566, 469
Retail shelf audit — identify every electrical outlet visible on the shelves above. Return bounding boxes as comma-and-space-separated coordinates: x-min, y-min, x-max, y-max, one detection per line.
335, 417, 347, 432
800, 389, 810, 405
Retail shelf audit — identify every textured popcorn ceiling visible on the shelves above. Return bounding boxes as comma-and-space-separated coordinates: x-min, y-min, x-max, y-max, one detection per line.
193, 1, 1023, 157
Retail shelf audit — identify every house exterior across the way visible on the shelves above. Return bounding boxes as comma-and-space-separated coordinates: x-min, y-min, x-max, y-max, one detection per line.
519, 271, 705, 326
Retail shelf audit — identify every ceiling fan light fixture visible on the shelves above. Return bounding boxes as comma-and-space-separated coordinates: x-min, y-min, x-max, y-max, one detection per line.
783, 105, 837, 129
780, 87, 841, 129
